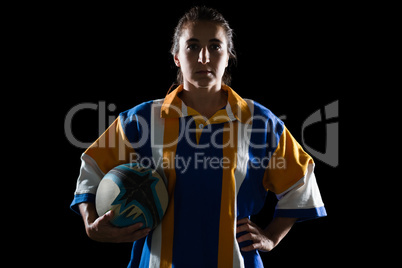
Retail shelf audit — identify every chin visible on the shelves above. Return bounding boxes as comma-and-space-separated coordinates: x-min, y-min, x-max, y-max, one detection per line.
192, 77, 218, 89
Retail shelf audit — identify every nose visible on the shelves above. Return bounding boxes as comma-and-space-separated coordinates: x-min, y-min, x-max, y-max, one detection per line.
198, 47, 210, 64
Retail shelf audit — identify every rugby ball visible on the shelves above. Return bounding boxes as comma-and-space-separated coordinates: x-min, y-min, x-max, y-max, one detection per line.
95, 163, 168, 229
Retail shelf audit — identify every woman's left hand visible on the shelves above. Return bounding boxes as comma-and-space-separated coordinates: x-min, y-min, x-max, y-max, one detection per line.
236, 218, 275, 252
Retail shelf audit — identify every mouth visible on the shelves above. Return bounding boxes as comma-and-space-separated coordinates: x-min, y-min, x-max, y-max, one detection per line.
195, 70, 213, 75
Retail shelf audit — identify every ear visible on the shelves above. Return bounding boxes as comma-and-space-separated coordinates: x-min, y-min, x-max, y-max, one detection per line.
174, 54, 180, 67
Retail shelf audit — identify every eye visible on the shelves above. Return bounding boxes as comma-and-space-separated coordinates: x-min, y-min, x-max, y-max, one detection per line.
210, 44, 222, 50
187, 44, 199, 50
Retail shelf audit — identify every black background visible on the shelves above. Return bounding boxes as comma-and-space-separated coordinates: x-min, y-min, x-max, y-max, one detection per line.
47, 1, 356, 267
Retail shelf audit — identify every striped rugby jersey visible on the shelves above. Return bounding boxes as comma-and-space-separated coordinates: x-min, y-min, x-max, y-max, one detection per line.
71, 85, 326, 268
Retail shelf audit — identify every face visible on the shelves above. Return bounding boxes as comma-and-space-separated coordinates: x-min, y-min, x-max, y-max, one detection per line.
174, 21, 229, 89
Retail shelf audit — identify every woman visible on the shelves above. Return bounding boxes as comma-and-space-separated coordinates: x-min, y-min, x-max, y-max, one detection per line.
71, 6, 326, 268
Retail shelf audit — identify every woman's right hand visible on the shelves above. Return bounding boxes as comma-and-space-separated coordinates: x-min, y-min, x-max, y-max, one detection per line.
78, 202, 151, 243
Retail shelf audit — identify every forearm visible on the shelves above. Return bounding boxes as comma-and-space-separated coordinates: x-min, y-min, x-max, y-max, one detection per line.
264, 217, 297, 247
77, 202, 150, 243
237, 217, 297, 252
78, 202, 98, 227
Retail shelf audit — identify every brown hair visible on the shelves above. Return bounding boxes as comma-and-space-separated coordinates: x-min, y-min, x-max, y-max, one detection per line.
170, 6, 237, 85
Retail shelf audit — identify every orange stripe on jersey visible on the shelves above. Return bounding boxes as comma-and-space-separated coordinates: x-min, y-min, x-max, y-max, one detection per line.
218, 121, 238, 268
222, 84, 251, 124
84, 117, 135, 174
160, 118, 179, 268
263, 127, 313, 194
161, 85, 183, 119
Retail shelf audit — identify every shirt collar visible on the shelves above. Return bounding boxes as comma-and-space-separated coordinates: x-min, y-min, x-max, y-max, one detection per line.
160, 84, 252, 124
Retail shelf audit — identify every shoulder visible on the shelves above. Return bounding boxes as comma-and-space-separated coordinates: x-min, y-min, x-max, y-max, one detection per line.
120, 100, 153, 119
119, 99, 164, 123
246, 99, 284, 129
245, 99, 285, 153
117, 99, 164, 139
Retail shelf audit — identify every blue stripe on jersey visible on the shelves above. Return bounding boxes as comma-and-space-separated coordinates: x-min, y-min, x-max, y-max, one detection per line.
70, 193, 95, 215
275, 206, 327, 221
128, 237, 145, 268
119, 100, 154, 163
237, 101, 284, 218
172, 119, 224, 267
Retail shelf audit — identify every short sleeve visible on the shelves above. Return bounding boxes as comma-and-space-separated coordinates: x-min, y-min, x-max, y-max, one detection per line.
263, 127, 327, 221
70, 116, 136, 215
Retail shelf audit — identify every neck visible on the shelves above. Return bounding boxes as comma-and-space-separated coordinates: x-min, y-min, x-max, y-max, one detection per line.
180, 81, 227, 118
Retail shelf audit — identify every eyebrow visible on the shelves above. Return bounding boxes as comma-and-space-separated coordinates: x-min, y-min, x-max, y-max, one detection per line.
186, 38, 223, 43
